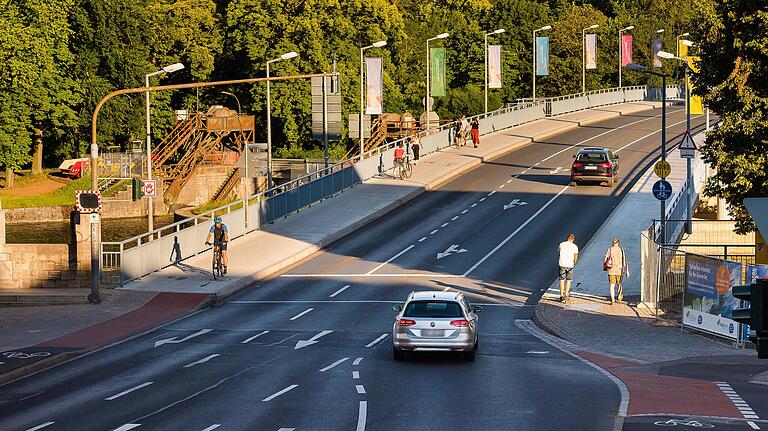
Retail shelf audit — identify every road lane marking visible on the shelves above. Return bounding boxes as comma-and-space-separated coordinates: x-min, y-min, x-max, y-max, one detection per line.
442, 287, 451, 291
267, 334, 298, 346
463, 185, 570, 276
461, 209, 468, 214
441, 222, 449, 227
329, 285, 351, 298
262, 384, 299, 402
356, 384, 366, 394
280, 273, 463, 278
319, 357, 349, 372
25, 423, 54, 431
201, 426, 221, 431
418, 236, 427, 242
507, 179, 513, 183
229, 299, 517, 307
487, 191, 496, 196
277, 429, 295, 431
242, 331, 270, 343
499, 184, 505, 188
154, 329, 213, 348
614, 116, 699, 154
716, 382, 761, 421
451, 216, 459, 221
748, 421, 760, 430
295, 330, 333, 349
366, 245, 415, 275
106, 382, 154, 401
184, 354, 220, 368
479, 197, 486, 202
352, 371, 360, 379
353, 357, 364, 366
289, 308, 314, 321
113, 425, 141, 431
429, 230, 438, 235
470, 203, 477, 207
356, 401, 368, 431
527, 351, 550, 354
365, 334, 389, 348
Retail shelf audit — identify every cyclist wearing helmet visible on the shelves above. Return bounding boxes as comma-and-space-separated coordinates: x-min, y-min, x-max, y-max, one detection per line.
205, 216, 229, 274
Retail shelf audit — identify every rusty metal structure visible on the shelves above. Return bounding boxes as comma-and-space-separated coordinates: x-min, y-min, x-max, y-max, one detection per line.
343, 112, 419, 161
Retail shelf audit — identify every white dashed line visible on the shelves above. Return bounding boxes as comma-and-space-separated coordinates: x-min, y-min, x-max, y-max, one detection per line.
113, 425, 141, 431
487, 191, 496, 196
356, 401, 368, 431
365, 334, 389, 348
442, 286, 451, 292
356, 384, 366, 394
461, 209, 468, 214
430, 230, 438, 235
25, 423, 55, 431
507, 179, 513, 183
319, 357, 350, 372
352, 371, 360, 379
353, 357, 364, 366
289, 308, 314, 321
329, 285, 351, 298
184, 354, 220, 368
418, 237, 427, 242
451, 216, 459, 221
201, 425, 221, 431
470, 203, 477, 208
366, 245, 415, 275
479, 197, 486, 202
276, 428, 295, 431
262, 384, 299, 402
499, 184, 505, 188
106, 382, 154, 401
242, 331, 270, 343
441, 223, 449, 228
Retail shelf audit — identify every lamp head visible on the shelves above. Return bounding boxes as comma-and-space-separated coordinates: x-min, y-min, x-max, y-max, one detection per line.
162, 63, 185, 73
540, 25, 552, 31
280, 51, 299, 60
621, 25, 635, 31
656, 29, 665, 33
437, 32, 449, 39
681, 40, 694, 47
494, 28, 506, 34
589, 24, 599, 30
681, 32, 690, 37
657, 51, 675, 59
372, 40, 387, 48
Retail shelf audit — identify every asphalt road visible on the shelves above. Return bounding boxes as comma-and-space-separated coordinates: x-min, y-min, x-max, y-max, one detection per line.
0, 107, 709, 431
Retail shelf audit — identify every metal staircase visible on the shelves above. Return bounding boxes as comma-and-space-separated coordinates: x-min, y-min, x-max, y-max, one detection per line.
151, 114, 201, 167
344, 116, 386, 161
211, 167, 241, 202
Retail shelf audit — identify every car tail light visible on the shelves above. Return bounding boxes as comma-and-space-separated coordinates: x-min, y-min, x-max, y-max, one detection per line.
572, 162, 582, 167
398, 319, 416, 326
600, 162, 611, 168
450, 320, 469, 327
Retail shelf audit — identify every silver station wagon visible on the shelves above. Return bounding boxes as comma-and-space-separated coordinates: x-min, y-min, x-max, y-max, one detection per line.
392, 291, 481, 361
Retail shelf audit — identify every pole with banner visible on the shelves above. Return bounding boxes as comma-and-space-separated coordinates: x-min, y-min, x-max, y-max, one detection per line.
430, 48, 446, 97
653, 39, 663, 67
365, 57, 383, 115
488, 44, 502, 90
534, 36, 549, 100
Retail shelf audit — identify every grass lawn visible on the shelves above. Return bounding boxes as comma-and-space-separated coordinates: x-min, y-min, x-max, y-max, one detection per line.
0, 177, 93, 209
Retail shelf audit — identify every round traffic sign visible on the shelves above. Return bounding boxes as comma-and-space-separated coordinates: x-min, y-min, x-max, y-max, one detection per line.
654, 160, 671, 179
652, 180, 672, 201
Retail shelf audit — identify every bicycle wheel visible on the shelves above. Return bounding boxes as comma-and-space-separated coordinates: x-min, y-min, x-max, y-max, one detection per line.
212, 250, 222, 279
404, 161, 413, 178
397, 164, 406, 180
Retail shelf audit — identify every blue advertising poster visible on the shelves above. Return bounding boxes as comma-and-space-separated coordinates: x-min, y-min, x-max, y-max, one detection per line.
684, 254, 742, 339
746, 263, 768, 283
536, 37, 549, 76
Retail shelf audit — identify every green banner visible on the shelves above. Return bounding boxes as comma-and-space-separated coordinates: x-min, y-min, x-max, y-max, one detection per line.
430, 47, 446, 97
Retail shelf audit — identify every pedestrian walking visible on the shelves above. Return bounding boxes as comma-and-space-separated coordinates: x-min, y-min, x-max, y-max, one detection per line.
603, 237, 629, 304
557, 233, 579, 303
410, 133, 421, 165
470, 117, 480, 148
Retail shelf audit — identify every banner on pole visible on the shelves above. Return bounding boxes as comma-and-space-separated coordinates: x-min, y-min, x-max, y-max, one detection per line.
687, 56, 703, 115
488, 44, 502, 88
430, 48, 446, 97
621, 35, 633, 67
365, 57, 383, 115
536, 36, 549, 76
679, 40, 689, 58
653, 39, 663, 67
585, 34, 597, 70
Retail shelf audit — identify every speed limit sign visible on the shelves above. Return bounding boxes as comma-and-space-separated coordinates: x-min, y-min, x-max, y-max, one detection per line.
142, 180, 157, 198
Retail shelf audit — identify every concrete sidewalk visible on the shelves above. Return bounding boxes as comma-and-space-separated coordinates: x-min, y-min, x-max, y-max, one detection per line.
121, 101, 661, 301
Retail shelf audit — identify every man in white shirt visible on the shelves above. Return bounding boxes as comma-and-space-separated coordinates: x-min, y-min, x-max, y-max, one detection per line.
558, 233, 579, 302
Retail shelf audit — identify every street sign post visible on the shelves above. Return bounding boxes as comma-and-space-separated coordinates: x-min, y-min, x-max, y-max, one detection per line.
679, 130, 697, 159
654, 160, 671, 179
652, 180, 672, 201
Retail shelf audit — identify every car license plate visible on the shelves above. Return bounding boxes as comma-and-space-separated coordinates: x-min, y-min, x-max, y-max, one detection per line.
585, 165, 598, 170
421, 329, 444, 337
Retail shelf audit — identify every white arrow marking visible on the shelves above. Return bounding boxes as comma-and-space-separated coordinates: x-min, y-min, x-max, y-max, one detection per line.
549, 166, 564, 174
294, 330, 333, 349
437, 244, 467, 260
154, 329, 212, 348
503, 199, 528, 210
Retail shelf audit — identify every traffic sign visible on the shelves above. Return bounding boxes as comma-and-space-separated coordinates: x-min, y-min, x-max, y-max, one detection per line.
654, 160, 671, 179
142, 180, 157, 198
652, 180, 672, 201
679, 131, 697, 150
75, 190, 102, 213
680, 148, 696, 159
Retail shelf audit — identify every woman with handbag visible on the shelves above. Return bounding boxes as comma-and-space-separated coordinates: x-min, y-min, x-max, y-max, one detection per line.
603, 237, 629, 304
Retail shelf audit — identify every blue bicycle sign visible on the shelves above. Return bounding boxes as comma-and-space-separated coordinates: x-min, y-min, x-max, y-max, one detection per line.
653, 180, 672, 201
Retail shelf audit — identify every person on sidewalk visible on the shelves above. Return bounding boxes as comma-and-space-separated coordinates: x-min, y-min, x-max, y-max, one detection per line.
558, 233, 579, 303
393, 142, 405, 170
603, 237, 629, 304
410, 134, 421, 165
470, 117, 480, 148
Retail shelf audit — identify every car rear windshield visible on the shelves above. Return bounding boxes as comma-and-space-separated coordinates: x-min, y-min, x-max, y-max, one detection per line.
576, 152, 607, 163
403, 301, 464, 318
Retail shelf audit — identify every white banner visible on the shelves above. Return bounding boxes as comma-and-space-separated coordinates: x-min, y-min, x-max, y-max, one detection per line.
365, 57, 382, 115
585, 34, 597, 70
683, 307, 740, 340
488, 45, 502, 88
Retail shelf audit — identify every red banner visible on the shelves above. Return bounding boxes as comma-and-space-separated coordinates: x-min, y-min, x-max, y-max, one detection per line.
621, 35, 633, 67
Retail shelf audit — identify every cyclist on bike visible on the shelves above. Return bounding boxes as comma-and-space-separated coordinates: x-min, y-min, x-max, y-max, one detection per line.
393, 142, 405, 170
205, 216, 229, 275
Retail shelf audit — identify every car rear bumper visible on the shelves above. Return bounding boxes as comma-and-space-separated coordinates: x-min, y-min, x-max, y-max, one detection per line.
572, 173, 612, 181
392, 331, 475, 351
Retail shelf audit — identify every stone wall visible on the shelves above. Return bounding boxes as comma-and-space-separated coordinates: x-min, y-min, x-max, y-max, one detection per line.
4, 192, 167, 223
176, 165, 233, 207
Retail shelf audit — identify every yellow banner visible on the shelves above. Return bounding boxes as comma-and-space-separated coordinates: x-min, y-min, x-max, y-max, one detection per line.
687, 56, 703, 115
678, 40, 688, 58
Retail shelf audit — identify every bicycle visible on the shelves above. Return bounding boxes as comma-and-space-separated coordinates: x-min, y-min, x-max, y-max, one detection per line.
395, 156, 412, 180
455, 129, 470, 148
653, 419, 714, 428
206, 242, 225, 279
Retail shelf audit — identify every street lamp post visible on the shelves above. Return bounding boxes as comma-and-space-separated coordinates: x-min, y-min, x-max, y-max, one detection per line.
627, 63, 670, 241
145, 63, 184, 233
426, 32, 449, 132
484, 28, 505, 113
359, 40, 387, 158
221, 91, 248, 227
266, 51, 298, 189
618, 26, 634, 88
582, 24, 599, 93
676, 32, 690, 57
532, 25, 552, 100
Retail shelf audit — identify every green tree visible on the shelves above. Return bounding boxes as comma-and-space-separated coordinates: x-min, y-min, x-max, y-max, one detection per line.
693, 0, 768, 233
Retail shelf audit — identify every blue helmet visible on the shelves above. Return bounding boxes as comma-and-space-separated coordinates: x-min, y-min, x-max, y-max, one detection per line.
214, 216, 223, 223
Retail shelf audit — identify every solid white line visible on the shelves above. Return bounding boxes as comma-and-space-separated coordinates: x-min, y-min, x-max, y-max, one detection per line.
366, 333, 389, 348
352, 371, 360, 379
430, 230, 438, 235
614, 116, 698, 154
25, 423, 55, 431
451, 216, 459, 221
463, 185, 570, 276
201, 426, 221, 431
461, 209, 468, 214
184, 354, 220, 368
441, 222, 449, 227
262, 384, 299, 402
280, 273, 463, 278
106, 382, 154, 401
366, 244, 415, 275
241, 330, 270, 344
356, 401, 368, 431
747, 420, 760, 430
356, 384, 366, 394
229, 299, 516, 307
289, 308, 314, 321
319, 357, 349, 372
471, 203, 477, 207
113, 425, 141, 431
277, 429, 295, 431
418, 237, 427, 242
353, 357, 364, 366
329, 285, 351, 298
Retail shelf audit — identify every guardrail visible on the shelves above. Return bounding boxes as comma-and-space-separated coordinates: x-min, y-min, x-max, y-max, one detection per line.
103, 86, 678, 286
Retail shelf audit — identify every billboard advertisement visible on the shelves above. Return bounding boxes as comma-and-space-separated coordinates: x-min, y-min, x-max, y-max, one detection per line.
683, 254, 741, 340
